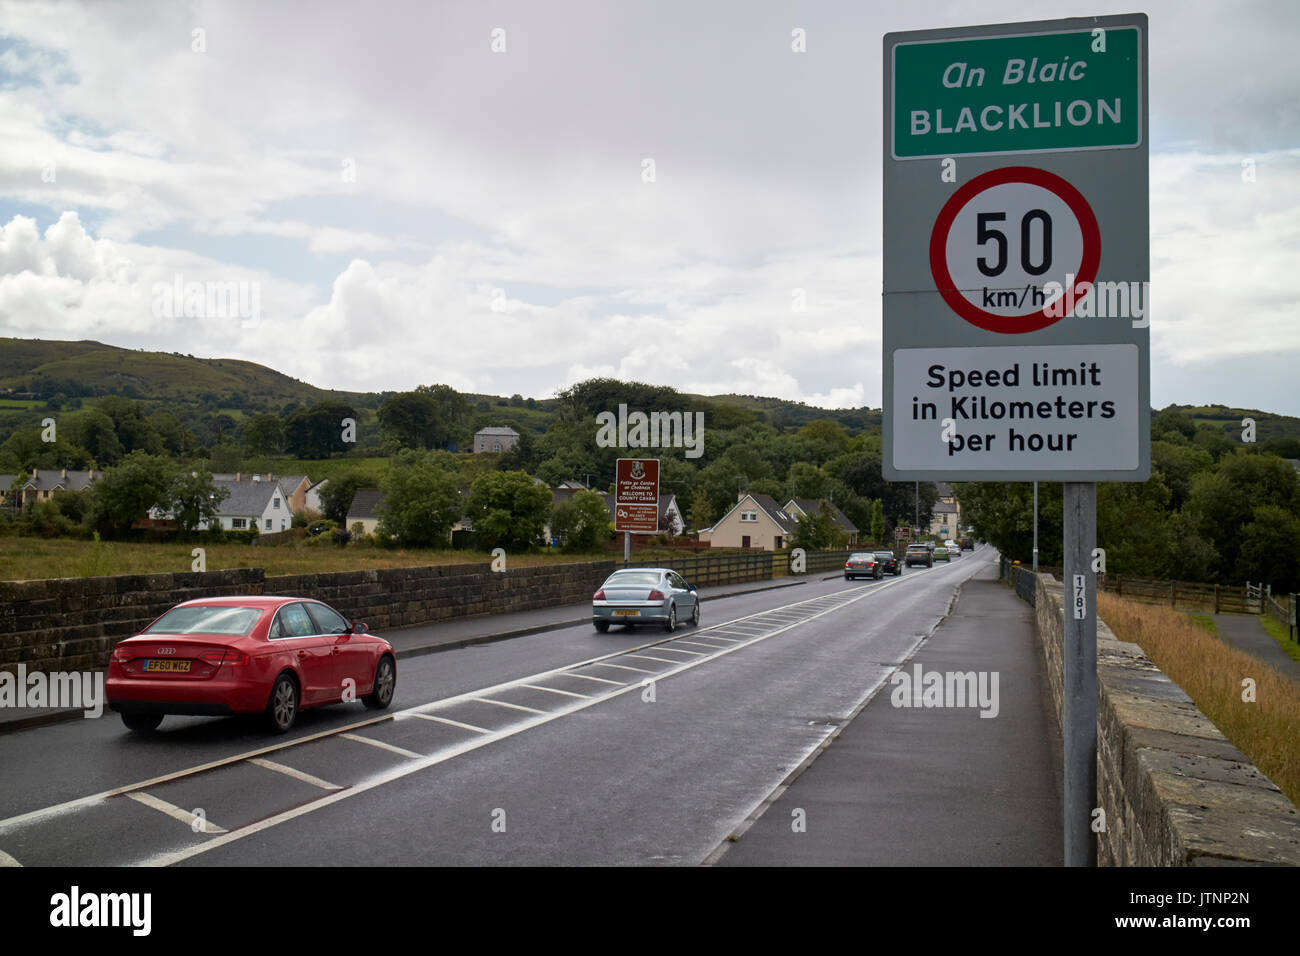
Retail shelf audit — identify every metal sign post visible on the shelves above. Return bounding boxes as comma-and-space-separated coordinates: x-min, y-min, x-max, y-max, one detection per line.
1063, 482, 1097, 866
883, 14, 1149, 867
1033, 481, 1039, 572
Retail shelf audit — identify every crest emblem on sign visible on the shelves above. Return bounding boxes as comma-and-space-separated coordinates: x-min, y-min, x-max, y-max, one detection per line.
630, 460, 645, 480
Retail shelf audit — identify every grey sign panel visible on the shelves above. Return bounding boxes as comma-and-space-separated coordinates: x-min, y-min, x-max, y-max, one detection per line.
882, 13, 1149, 482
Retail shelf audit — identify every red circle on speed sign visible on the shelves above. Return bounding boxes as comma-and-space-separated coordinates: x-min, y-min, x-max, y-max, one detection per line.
929, 166, 1101, 334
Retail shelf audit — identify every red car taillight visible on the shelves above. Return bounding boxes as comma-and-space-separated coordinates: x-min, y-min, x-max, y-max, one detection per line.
647, 589, 665, 601
593, 590, 606, 601
199, 650, 249, 667
111, 646, 136, 663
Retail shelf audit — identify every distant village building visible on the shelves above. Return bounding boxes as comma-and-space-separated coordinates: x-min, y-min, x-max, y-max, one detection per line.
0, 469, 99, 514
698, 493, 799, 551
345, 489, 385, 535
473, 426, 520, 454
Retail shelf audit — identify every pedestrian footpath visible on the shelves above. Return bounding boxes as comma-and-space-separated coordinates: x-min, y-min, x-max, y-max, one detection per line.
714, 561, 1063, 865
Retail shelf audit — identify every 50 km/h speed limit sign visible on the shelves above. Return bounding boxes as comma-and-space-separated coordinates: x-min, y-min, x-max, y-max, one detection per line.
883, 14, 1149, 483
930, 166, 1100, 334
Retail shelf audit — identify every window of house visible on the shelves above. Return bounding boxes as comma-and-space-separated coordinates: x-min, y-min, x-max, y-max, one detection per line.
740, 510, 757, 522
273, 497, 280, 509
232, 518, 246, 529
265, 518, 272, 530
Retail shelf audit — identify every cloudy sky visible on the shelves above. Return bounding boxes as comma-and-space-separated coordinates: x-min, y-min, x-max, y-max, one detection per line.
0, 0, 1296, 413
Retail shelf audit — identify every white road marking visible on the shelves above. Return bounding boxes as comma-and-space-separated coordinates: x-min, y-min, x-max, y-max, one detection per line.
651, 646, 705, 656
136, 567, 931, 868
0, 849, 21, 867
473, 697, 547, 715
518, 683, 591, 700
410, 713, 492, 735
562, 673, 625, 686
668, 640, 723, 650
339, 733, 422, 759
248, 758, 342, 791
125, 792, 227, 833
622, 654, 682, 665
588, 662, 656, 675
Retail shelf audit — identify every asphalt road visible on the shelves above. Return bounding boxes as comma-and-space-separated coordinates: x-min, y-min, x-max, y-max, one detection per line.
0, 548, 1007, 866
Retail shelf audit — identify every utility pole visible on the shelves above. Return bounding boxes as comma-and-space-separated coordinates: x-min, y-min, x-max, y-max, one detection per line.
1063, 482, 1098, 867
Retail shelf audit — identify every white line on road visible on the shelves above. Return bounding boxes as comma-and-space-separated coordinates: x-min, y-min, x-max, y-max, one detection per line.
650, 646, 706, 656
518, 683, 592, 699
622, 654, 684, 665
562, 673, 625, 686
409, 713, 492, 735
473, 697, 547, 715
248, 758, 342, 791
587, 662, 656, 675
125, 792, 227, 833
0, 849, 20, 867
339, 733, 422, 759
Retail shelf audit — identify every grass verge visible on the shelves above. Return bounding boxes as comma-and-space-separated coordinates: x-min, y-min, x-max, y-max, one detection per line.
1099, 591, 1300, 808
1259, 614, 1300, 665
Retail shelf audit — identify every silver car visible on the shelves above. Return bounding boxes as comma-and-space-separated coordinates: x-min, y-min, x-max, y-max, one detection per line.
592, 567, 700, 633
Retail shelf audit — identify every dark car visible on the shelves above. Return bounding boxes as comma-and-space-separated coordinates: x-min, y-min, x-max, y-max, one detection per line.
873, 550, 901, 575
961, 538, 974, 551
905, 544, 933, 568
844, 553, 882, 580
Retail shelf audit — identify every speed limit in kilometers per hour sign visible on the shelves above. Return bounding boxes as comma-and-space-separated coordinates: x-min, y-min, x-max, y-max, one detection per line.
930, 166, 1100, 334
882, 14, 1149, 483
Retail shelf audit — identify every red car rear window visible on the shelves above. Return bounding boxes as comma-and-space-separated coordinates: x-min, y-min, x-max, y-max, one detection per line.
144, 606, 263, 636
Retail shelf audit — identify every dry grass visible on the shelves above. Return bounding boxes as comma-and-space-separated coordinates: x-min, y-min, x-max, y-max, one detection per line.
1098, 591, 1300, 807
0, 537, 609, 581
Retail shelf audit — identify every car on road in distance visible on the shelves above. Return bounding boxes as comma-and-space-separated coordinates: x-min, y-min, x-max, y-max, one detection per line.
946, 543, 961, 558
844, 552, 883, 580
905, 544, 933, 568
106, 596, 396, 735
873, 550, 901, 575
593, 567, 699, 633
961, 537, 974, 551
932, 543, 950, 561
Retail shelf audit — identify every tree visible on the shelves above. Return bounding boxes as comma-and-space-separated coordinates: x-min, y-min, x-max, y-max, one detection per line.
687, 488, 713, 531
376, 385, 470, 451
95, 396, 163, 456
786, 461, 832, 500
61, 409, 125, 466
376, 456, 462, 546
284, 401, 358, 458
792, 508, 835, 550
318, 473, 365, 524
166, 470, 229, 534
242, 413, 286, 457
1236, 504, 1300, 593
465, 470, 552, 550
1185, 453, 1300, 576
89, 452, 177, 538
550, 490, 612, 551
870, 499, 885, 543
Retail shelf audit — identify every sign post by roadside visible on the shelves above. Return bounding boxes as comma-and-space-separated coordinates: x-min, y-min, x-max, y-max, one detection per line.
883, 14, 1148, 866
615, 458, 660, 566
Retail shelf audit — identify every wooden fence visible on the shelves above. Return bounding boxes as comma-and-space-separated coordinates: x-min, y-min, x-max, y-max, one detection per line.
1097, 573, 1261, 614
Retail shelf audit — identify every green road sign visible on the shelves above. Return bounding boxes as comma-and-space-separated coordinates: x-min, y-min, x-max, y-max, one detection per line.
893, 25, 1141, 158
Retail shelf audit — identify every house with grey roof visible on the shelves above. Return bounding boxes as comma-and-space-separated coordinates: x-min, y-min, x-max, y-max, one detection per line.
345, 489, 386, 535
205, 476, 292, 533
783, 498, 859, 543
1, 469, 100, 514
473, 426, 520, 454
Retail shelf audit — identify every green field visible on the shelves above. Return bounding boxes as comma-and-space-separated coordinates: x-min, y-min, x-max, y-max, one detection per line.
0, 537, 610, 581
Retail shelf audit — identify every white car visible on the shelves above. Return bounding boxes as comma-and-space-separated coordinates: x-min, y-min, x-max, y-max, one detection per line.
946, 543, 961, 557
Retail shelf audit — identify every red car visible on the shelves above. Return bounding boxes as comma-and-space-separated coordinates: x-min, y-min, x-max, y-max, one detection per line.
107, 596, 396, 734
